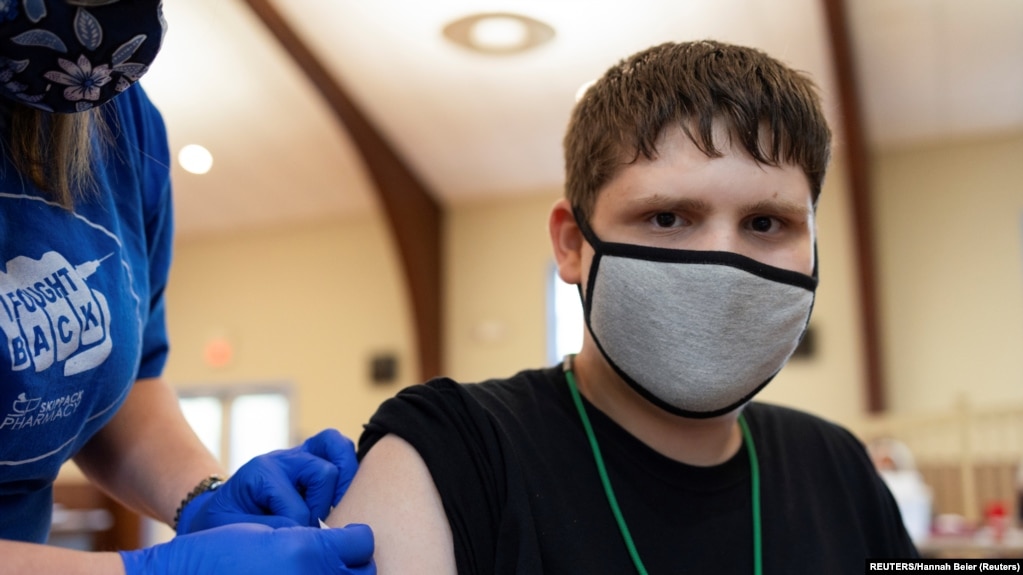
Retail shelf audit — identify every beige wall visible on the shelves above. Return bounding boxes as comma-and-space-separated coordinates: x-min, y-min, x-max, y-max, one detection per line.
443, 192, 561, 382
874, 132, 1023, 414
164, 132, 1023, 443
164, 217, 416, 441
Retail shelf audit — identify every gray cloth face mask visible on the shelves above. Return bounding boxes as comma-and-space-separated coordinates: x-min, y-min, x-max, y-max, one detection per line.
575, 209, 817, 419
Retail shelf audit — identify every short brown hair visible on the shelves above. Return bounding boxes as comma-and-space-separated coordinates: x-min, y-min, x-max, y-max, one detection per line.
564, 40, 832, 220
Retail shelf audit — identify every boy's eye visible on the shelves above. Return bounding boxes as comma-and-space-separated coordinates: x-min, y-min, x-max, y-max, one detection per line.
750, 216, 776, 233
654, 212, 678, 227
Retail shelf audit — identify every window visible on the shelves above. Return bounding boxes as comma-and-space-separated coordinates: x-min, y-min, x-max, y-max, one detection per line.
178, 384, 294, 474
144, 383, 294, 546
547, 263, 584, 365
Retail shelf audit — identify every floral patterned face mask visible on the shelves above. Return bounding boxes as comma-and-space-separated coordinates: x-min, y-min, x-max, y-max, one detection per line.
0, 0, 165, 113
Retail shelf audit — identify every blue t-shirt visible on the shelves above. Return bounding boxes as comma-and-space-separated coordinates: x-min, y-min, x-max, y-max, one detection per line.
0, 83, 173, 543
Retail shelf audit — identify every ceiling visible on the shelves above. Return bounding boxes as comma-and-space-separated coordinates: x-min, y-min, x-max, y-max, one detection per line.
138, 0, 1023, 240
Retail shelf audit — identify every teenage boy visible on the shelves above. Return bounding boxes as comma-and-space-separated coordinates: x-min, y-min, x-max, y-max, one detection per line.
328, 39, 917, 573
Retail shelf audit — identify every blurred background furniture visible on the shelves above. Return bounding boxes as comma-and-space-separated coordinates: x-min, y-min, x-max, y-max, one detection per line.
50, 481, 141, 552
851, 398, 1023, 558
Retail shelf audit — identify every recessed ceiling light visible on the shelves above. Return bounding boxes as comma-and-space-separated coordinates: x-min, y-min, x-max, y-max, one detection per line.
443, 12, 555, 55
178, 144, 213, 175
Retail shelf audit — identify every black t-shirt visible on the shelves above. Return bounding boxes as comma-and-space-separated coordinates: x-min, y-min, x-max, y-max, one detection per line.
361, 366, 917, 574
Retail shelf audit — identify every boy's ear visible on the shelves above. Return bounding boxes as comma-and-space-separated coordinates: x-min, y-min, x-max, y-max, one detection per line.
549, 199, 584, 285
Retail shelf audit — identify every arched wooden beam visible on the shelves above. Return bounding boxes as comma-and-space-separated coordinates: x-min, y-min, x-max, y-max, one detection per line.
243, 0, 444, 381
821, 0, 886, 412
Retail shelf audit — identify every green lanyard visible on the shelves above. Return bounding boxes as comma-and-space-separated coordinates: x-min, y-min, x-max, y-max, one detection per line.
564, 365, 763, 575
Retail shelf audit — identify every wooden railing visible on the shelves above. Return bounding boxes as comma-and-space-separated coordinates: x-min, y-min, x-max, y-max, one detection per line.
848, 397, 1023, 524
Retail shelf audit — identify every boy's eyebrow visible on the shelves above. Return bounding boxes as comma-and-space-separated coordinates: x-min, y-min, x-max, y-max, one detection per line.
636, 195, 712, 212
742, 198, 812, 219
636, 195, 811, 218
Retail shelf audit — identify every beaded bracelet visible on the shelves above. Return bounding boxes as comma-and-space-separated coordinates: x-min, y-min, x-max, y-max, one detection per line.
172, 474, 226, 531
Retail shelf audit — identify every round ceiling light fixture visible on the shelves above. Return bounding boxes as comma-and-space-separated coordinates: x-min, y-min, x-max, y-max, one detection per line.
443, 12, 555, 55
178, 144, 213, 175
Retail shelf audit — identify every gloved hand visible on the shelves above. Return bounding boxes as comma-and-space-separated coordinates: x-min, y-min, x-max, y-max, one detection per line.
120, 523, 375, 575
177, 429, 358, 534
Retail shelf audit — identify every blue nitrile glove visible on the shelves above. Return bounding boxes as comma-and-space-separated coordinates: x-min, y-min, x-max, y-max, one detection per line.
177, 429, 358, 534
120, 523, 375, 575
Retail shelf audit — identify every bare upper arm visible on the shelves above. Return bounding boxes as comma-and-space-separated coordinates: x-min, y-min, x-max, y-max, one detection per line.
326, 433, 457, 574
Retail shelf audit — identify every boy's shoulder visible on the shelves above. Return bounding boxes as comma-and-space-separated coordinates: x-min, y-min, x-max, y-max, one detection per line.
747, 400, 851, 431
747, 400, 829, 421
419, 365, 561, 395
745, 401, 870, 461
411, 365, 564, 415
